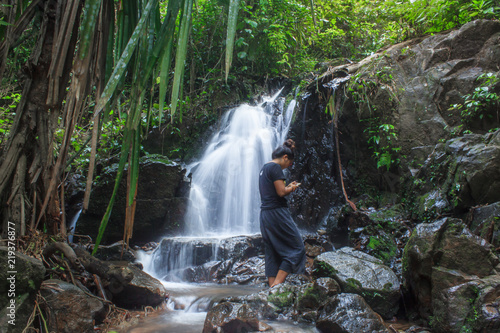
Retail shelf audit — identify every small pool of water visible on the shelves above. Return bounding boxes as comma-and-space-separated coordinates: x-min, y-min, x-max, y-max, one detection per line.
125, 282, 319, 333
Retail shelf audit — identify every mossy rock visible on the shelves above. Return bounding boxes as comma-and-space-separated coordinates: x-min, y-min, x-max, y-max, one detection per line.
314, 248, 400, 319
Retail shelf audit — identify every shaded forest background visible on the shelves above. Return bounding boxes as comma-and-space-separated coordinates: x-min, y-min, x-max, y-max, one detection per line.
0, 0, 499, 246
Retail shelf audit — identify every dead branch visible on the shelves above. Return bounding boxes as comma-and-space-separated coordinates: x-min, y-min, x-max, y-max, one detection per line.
42, 242, 83, 271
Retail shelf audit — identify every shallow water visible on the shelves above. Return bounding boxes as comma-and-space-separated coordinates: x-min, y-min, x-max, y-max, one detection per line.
125, 282, 319, 333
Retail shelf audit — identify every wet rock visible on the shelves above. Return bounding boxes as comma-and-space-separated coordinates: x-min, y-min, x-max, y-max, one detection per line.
203, 302, 271, 333
304, 233, 334, 258
39, 279, 105, 333
468, 202, 500, 249
76, 156, 189, 245
287, 106, 346, 230
112, 264, 167, 309
406, 131, 500, 219
149, 235, 264, 283
226, 290, 279, 321
316, 294, 387, 333
402, 218, 500, 321
91, 241, 136, 262
432, 274, 500, 332
0, 248, 45, 332
314, 248, 400, 319
224, 256, 266, 285
296, 281, 330, 313
333, 206, 411, 271
315, 277, 341, 297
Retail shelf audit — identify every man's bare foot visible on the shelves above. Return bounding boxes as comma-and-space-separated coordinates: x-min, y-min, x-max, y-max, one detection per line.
270, 269, 288, 287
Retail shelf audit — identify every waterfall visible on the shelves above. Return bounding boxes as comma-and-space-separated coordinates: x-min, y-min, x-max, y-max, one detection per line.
142, 91, 296, 283
184, 91, 295, 237
68, 208, 82, 243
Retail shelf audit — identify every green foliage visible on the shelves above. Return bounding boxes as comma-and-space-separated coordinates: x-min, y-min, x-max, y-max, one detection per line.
0, 91, 20, 144
268, 291, 295, 308
314, 260, 339, 278
366, 234, 397, 264
450, 72, 500, 125
363, 118, 400, 171
387, 0, 500, 36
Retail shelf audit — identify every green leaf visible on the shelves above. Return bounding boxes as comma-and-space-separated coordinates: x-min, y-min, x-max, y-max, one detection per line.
94, 0, 159, 115
79, 0, 102, 60
245, 18, 258, 28
225, 0, 240, 82
170, 0, 193, 121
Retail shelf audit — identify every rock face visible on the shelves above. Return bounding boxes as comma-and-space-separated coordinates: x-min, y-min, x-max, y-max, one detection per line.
288, 20, 500, 231
314, 248, 400, 319
0, 248, 46, 333
402, 218, 500, 332
76, 156, 189, 244
39, 279, 105, 333
405, 131, 500, 220
287, 90, 346, 231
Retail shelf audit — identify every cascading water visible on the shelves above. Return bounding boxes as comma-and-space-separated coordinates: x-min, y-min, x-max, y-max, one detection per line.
184, 90, 296, 236
143, 91, 296, 281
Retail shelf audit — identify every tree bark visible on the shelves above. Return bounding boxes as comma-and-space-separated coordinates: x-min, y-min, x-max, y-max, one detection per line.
0, 0, 79, 237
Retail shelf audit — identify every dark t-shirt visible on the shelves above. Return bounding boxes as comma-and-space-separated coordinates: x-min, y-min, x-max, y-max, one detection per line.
259, 162, 287, 210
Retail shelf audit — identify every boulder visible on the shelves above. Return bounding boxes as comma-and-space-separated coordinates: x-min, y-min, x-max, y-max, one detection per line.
432, 274, 500, 332
75, 156, 189, 245
315, 277, 341, 297
39, 279, 105, 333
316, 294, 387, 333
203, 302, 271, 333
402, 217, 500, 331
111, 264, 167, 309
0, 248, 45, 333
331, 206, 411, 270
314, 248, 400, 319
468, 202, 500, 248
223, 256, 266, 285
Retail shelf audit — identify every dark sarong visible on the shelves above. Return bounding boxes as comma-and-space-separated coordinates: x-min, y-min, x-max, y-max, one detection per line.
260, 207, 306, 277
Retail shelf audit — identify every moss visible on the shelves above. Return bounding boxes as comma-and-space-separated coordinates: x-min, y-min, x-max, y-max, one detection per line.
383, 282, 393, 291
314, 261, 339, 278
140, 153, 173, 165
298, 286, 322, 307
28, 279, 36, 290
345, 278, 363, 292
268, 291, 294, 308
366, 234, 398, 265
402, 230, 416, 276
369, 204, 403, 223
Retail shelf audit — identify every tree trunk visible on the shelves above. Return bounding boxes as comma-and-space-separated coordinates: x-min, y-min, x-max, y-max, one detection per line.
0, 0, 78, 237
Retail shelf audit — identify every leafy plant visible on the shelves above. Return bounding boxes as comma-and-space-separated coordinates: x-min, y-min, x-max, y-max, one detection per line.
364, 119, 401, 171
449, 72, 500, 125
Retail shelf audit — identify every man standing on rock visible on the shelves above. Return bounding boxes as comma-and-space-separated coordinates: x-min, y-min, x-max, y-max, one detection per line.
258, 139, 306, 287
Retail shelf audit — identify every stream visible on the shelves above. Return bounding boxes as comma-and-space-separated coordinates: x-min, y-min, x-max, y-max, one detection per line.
124, 282, 319, 332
